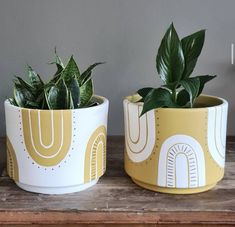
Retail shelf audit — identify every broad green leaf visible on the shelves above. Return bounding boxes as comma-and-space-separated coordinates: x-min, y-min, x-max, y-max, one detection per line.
46, 79, 69, 109
80, 62, 105, 85
177, 89, 190, 106
79, 79, 94, 107
180, 77, 200, 107
13, 84, 35, 108
137, 87, 154, 100
162, 82, 179, 91
66, 76, 80, 108
195, 75, 216, 96
156, 23, 185, 85
141, 87, 178, 116
61, 56, 80, 83
181, 30, 205, 79
27, 65, 44, 89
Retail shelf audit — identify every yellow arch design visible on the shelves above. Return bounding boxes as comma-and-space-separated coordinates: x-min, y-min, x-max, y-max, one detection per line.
84, 126, 107, 183
6, 137, 19, 181
22, 109, 72, 166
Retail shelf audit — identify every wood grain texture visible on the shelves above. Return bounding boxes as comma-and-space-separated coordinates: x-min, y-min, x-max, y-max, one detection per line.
0, 136, 235, 225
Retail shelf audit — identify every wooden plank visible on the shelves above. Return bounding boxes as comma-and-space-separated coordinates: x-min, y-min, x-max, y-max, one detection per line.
0, 136, 234, 225
1, 225, 233, 227
0, 177, 235, 212
0, 211, 235, 225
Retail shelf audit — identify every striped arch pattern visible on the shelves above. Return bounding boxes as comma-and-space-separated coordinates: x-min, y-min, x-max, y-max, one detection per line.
84, 125, 107, 183
207, 105, 228, 168
21, 109, 72, 167
123, 100, 156, 163
6, 137, 19, 181
157, 135, 206, 188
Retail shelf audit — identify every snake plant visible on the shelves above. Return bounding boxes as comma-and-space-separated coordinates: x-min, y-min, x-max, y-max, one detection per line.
9, 50, 104, 109
138, 23, 216, 116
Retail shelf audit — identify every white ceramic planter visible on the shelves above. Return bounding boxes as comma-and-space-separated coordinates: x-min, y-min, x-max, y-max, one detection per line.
5, 95, 109, 194
124, 94, 228, 194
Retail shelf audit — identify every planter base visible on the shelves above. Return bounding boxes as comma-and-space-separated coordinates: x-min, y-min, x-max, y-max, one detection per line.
16, 179, 98, 195
132, 178, 216, 194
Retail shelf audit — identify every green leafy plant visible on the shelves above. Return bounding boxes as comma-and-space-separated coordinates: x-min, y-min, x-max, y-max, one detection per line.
137, 23, 216, 116
9, 50, 104, 109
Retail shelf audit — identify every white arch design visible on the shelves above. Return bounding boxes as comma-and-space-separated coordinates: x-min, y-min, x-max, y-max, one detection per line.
207, 104, 228, 168
28, 110, 65, 159
157, 135, 206, 188
123, 100, 156, 163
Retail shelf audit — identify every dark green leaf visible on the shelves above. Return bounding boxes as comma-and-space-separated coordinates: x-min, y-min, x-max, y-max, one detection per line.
156, 23, 185, 84
195, 75, 216, 96
42, 90, 50, 109
13, 84, 35, 108
81, 71, 91, 85
79, 79, 94, 107
80, 62, 105, 85
141, 87, 178, 116
137, 87, 154, 100
180, 77, 200, 107
177, 89, 190, 106
61, 56, 80, 83
66, 76, 80, 108
181, 30, 205, 79
46, 79, 69, 109
14, 76, 35, 93
27, 65, 44, 89
35, 90, 46, 106
162, 82, 179, 91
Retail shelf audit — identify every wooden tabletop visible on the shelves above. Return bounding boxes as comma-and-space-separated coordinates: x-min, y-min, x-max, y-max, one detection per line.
0, 136, 235, 226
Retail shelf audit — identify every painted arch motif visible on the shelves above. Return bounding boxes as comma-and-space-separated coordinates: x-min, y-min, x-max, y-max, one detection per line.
124, 100, 156, 163
84, 125, 107, 183
157, 135, 206, 188
21, 109, 72, 167
207, 105, 228, 168
6, 137, 19, 181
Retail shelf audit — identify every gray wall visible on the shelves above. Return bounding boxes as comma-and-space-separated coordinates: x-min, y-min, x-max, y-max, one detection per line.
0, 0, 235, 136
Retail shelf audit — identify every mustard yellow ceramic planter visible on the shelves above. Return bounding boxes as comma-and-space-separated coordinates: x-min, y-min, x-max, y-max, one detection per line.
5, 95, 109, 194
123, 94, 228, 194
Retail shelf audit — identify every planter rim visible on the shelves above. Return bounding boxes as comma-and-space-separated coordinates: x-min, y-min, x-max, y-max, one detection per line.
124, 94, 228, 111
4, 95, 108, 112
